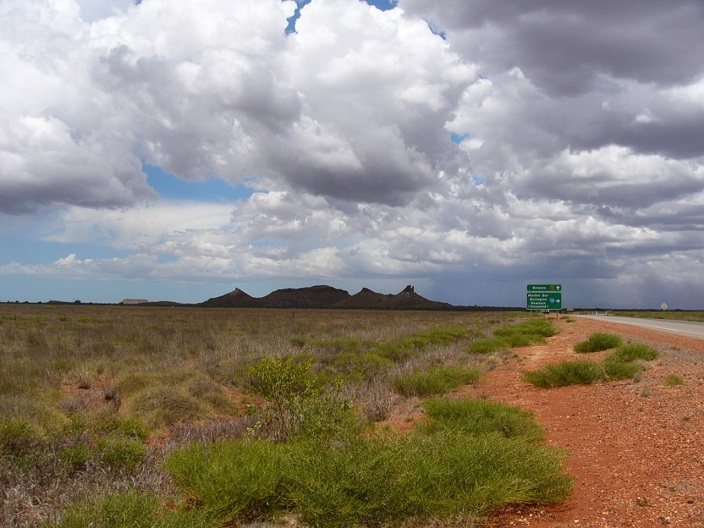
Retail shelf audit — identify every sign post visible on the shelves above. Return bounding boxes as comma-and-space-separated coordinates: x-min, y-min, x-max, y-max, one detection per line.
527, 284, 562, 312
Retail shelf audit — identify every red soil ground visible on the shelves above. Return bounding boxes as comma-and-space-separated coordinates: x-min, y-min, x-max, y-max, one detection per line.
466, 316, 704, 527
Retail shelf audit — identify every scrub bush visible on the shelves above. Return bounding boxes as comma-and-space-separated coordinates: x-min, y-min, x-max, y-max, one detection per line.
393, 366, 481, 397
165, 398, 572, 527
574, 333, 623, 353
523, 360, 606, 387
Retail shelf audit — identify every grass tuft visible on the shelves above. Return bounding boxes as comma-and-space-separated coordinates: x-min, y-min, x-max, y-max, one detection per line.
44, 490, 213, 528
0, 419, 44, 457
525, 341, 660, 388
605, 343, 659, 363
469, 319, 556, 354
522, 360, 606, 388
664, 374, 684, 386
393, 365, 481, 397
128, 386, 205, 427
574, 333, 623, 353
420, 397, 545, 442
165, 397, 571, 527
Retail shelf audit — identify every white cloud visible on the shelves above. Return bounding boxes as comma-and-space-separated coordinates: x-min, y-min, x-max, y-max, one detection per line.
45, 201, 233, 248
2, 0, 704, 308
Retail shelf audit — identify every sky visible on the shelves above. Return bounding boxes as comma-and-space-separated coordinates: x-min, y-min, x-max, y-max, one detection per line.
1, 0, 704, 309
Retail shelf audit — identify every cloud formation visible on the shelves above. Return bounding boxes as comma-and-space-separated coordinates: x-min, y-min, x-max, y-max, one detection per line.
1, 0, 704, 308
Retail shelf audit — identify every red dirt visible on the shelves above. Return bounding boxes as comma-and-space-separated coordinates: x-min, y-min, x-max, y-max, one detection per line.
458, 316, 704, 527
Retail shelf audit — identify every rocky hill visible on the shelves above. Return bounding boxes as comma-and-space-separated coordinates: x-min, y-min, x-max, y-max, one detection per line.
200, 284, 451, 309
334, 285, 451, 309
199, 288, 260, 308
260, 285, 350, 308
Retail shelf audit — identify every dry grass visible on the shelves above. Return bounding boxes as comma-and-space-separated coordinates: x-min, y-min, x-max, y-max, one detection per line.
0, 304, 524, 526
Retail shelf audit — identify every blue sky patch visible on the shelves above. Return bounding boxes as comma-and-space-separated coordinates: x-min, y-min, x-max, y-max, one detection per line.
287, 0, 397, 34
144, 164, 253, 202
451, 132, 469, 144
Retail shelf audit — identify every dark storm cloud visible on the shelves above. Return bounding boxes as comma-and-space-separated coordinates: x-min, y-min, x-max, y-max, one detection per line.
402, 0, 704, 94
519, 149, 704, 211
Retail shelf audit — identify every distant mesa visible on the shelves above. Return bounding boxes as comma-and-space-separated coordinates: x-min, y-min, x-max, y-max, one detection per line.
260, 285, 349, 308
200, 284, 451, 309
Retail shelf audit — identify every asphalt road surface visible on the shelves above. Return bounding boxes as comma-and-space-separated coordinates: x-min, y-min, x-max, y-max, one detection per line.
578, 314, 704, 340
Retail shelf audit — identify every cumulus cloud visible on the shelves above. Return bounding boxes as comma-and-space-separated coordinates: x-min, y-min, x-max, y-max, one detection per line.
1, 0, 704, 308
278, 0, 474, 203
1, 0, 475, 214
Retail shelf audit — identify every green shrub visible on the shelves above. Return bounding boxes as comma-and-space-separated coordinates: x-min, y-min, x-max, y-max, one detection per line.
393, 366, 481, 397
420, 397, 544, 442
369, 326, 470, 363
165, 440, 290, 523
0, 420, 44, 457
246, 355, 318, 404
469, 319, 556, 354
501, 334, 533, 347
45, 491, 160, 528
410, 326, 468, 347
311, 337, 369, 353
61, 413, 89, 437
468, 337, 508, 354
601, 343, 659, 381
94, 416, 151, 442
44, 490, 214, 528
373, 341, 415, 361
289, 334, 310, 347
165, 417, 572, 527
291, 393, 362, 442
606, 343, 659, 363
603, 360, 642, 381
523, 360, 606, 388
574, 333, 623, 353
97, 438, 146, 470
246, 355, 359, 442
664, 375, 684, 386
60, 443, 93, 470
494, 319, 556, 342
332, 351, 392, 380
411, 430, 572, 514
527, 342, 659, 387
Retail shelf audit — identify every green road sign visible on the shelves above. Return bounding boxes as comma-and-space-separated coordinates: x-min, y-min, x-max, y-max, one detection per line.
527, 284, 562, 311
527, 292, 562, 311
527, 284, 562, 292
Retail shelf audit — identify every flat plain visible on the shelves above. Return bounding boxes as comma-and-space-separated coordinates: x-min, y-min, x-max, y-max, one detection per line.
3, 304, 701, 527
2, 304, 540, 527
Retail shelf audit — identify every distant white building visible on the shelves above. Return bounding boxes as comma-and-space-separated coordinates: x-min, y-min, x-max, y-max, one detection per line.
121, 299, 149, 305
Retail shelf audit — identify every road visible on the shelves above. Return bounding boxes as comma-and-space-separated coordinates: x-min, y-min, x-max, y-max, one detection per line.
577, 314, 704, 340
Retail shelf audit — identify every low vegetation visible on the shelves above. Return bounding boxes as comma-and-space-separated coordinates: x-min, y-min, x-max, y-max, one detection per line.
419, 397, 546, 442
664, 374, 685, 386
574, 332, 623, 353
468, 317, 556, 354
523, 360, 606, 388
392, 365, 482, 396
524, 341, 660, 388
0, 304, 571, 527
163, 396, 571, 528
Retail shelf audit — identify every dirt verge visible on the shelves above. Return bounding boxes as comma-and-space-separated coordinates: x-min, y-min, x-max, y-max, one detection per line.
460, 316, 704, 527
